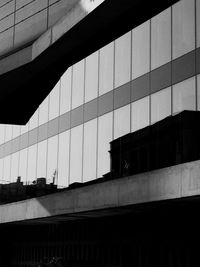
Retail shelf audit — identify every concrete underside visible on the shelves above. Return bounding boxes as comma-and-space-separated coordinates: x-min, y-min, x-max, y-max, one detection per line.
1, 159, 200, 224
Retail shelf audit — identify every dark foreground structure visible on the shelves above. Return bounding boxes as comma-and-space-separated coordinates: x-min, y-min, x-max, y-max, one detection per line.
1, 0, 200, 266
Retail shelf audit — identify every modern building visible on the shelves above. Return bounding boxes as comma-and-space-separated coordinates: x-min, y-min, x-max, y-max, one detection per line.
0, 0, 200, 266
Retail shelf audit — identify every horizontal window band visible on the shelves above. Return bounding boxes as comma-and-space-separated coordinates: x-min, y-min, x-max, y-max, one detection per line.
0, 47, 200, 159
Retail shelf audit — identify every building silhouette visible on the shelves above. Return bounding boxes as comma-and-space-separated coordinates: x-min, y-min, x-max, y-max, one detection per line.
0, 0, 200, 266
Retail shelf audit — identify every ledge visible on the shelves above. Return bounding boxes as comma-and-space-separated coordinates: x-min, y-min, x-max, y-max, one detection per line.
0, 159, 200, 224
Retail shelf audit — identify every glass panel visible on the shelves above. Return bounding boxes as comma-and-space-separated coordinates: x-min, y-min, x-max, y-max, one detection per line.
69, 125, 83, 184
197, 0, 200, 47
151, 8, 171, 69
60, 67, 72, 115
21, 123, 29, 135
58, 130, 70, 188
12, 125, 21, 139
72, 60, 85, 109
173, 76, 196, 113
0, 125, 5, 145
83, 119, 97, 182
114, 104, 130, 139
18, 148, 28, 183
99, 42, 114, 96
3, 155, 11, 183
0, 158, 3, 183
172, 0, 195, 59
39, 95, 49, 125
10, 152, 19, 183
29, 109, 39, 130
37, 140, 47, 179
0, 1, 14, 20
115, 31, 131, 88
27, 144, 37, 183
151, 87, 171, 124
85, 51, 99, 102
47, 135, 58, 184
97, 112, 113, 178
49, 81, 60, 120
4, 124, 13, 142
131, 96, 150, 132
132, 21, 150, 79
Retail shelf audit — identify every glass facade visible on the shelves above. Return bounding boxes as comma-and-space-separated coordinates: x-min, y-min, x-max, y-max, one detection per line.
0, 0, 200, 187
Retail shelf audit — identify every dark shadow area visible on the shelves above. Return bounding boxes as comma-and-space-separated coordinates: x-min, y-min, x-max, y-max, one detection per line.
0, 0, 179, 124
1, 196, 200, 266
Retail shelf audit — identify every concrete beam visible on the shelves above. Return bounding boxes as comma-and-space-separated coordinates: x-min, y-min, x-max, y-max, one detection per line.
0, 160, 200, 224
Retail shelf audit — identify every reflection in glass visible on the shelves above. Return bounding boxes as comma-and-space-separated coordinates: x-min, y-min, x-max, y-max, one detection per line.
12, 125, 21, 139
0, 125, 5, 145
131, 96, 150, 132
37, 140, 47, 179
173, 77, 196, 113
83, 119, 97, 182
70, 125, 83, 184
60, 67, 72, 115
27, 144, 37, 183
72, 60, 85, 109
151, 8, 171, 69
19, 148, 28, 183
197, 0, 200, 47
99, 42, 114, 96
29, 109, 39, 130
58, 131, 70, 187
85, 52, 99, 102
114, 105, 130, 139
97, 112, 113, 178
151, 87, 171, 124
3, 155, 11, 183
47, 136, 58, 184
172, 0, 195, 59
132, 21, 150, 79
115, 32, 131, 88
4, 124, 13, 142
10, 152, 19, 182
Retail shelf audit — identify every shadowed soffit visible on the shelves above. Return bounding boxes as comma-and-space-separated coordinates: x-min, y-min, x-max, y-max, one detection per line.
0, 0, 180, 125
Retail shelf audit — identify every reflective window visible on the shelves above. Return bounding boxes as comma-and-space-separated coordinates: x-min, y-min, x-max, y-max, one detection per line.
60, 67, 72, 115
0, 28, 14, 57
21, 122, 29, 135
132, 21, 150, 79
173, 76, 196, 113
27, 144, 37, 183
10, 152, 19, 182
197, 0, 200, 47
85, 52, 99, 102
3, 155, 11, 182
0, 1, 14, 21
151, 87, 171, 124
4, 124, 13, 142
97, 112, 113, 178
131, 96, 150, 132
172, 0, 195, 59
19, 148, 28, 183
58, 130, 70, 187
0, 125, 5, 145
39, 95, 49, 125
69, 125, 83, 184
151, 8, 171, 69
49, 81, 60, 120
37, 140, 47, 179
29, 109, 39, 130
72, 60, 85, 109
115, 31, 131, 88
99, 42, 114, 96
114, 105, 130, 139
12, 125, 21, 139
83, 119, 97, 182
0, 158, 3, 183
47, 135, 58, 184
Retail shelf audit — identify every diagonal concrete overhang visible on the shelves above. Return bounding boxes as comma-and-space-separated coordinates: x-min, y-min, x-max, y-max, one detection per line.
0, 0, 180, 125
